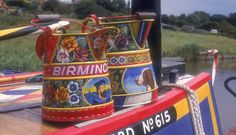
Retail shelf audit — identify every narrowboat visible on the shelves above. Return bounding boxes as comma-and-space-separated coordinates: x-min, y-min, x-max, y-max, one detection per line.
0, 0, 223, 135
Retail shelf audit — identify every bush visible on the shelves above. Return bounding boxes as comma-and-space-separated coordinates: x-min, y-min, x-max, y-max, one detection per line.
5, 0, 31, 8
43, 0, 73, 14
217, 20, 236, 38
199, 22, 218, 30
0, 12, 32, 29
176, 43, 202, 61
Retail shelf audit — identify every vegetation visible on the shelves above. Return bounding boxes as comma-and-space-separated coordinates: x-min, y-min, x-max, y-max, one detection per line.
0, 36, 42, 71
162, 11, 236, 38
1, 0, 236, 70
162, 30, 236, 59
0, 12, 32, 29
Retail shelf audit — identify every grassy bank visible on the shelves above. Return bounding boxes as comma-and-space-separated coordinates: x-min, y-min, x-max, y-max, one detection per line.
163, 30, 236, 56
1, 29, 236, 71
0, 36, 42, 71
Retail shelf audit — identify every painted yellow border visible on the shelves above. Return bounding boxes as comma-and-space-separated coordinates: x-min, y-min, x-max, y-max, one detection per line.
106, 49, 150, 56
42, 100, 114, 110
173, 83, 219, 135
0, 26, 29, 36
52, 27, 115, 36
100, 19, 154, 25
44, 73, 109, 80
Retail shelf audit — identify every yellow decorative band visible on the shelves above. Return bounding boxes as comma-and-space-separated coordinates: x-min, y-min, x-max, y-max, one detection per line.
108, 61, 153, 69
112, 88, 157, 97
43, 60, 107, 66
100, 19, 155, 25
107, 49, 152, 67
44, 61, 109, 78
44, 73, 110, 80
42, 100, 114, 111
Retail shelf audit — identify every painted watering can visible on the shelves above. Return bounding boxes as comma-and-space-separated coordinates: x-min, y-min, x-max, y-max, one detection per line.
32, 15, 116, 122
83, 12, 158, 107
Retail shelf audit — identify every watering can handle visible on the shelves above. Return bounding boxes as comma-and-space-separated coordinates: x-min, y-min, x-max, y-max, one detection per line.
32, 14, 96, 33
82, 14, 100, 33
135, 12, 156, 20
224, 77, 236, 98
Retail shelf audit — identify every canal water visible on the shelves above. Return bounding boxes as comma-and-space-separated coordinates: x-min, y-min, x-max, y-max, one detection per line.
186, 59, 236, 134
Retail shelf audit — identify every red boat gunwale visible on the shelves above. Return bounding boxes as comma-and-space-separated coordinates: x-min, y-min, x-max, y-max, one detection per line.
48, 73, 211, 135
0, 71, 42, 85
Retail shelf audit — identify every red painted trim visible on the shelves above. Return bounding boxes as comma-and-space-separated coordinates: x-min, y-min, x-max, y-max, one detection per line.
0, 72, 42, 84
151, 88, 158, 101
0, 71, 42, 78
42, 102, 114, 122
48, 73, 211, 135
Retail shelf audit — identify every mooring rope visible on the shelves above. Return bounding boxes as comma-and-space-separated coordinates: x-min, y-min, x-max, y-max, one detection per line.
162, 83, 206, 135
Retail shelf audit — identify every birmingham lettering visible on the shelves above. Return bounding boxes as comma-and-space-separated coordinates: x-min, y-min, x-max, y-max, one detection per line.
45, 63, 109, 77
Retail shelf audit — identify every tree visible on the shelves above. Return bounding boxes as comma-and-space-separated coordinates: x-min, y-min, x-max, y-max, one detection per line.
199, 22, 218, 30
168, 15, 177, 25
43, 0, 60, 12
111, 0, 126, 12
161, 14, 169, 24
74, 0, 111, 19
186, 11, 210, 26
96, 0, 127, 12
227, 13, 236, 26
176, 14, 186, 27
186, 13, 200, 25
210, 14, 227, 22
178, 14, 186, 20
96, 0, 113, 11
5, 0, 31, 8
43, 0, 72, 14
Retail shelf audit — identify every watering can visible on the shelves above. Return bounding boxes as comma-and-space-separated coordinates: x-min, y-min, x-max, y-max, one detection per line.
32, 15, 116, 122
83, 12, 158, 107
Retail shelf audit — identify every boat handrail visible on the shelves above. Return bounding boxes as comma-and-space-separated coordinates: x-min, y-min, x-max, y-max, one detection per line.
224, 77, 236, 98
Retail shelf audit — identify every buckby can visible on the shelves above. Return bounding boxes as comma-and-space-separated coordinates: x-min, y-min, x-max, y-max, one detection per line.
83, 13, 158, 107
35, 21, 116, 121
